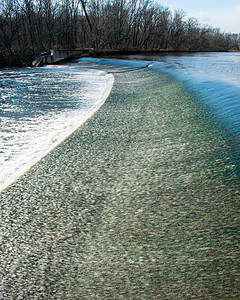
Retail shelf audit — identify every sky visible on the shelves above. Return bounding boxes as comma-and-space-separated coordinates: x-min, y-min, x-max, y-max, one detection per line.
159, 0, 240, 33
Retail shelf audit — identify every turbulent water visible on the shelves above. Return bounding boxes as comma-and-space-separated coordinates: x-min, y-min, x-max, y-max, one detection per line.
0, 65, 113, 191
0, 53, 239, 298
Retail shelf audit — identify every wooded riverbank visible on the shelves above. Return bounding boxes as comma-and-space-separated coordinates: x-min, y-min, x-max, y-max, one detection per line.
0, 53, 34, 68
1, 0, 239, 68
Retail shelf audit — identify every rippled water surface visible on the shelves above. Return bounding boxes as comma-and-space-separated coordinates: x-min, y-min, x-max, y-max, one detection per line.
0, 57, 239, 299
90, 52, 240, 143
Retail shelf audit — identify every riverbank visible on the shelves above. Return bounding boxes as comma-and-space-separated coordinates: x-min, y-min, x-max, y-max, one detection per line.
32, 48, 240, 67
0, 61, 239, 298
0, 53, 34, 68
1, 49, 239, 68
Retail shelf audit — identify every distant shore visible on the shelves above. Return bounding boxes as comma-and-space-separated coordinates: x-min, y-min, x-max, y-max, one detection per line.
1, 49, 239, 68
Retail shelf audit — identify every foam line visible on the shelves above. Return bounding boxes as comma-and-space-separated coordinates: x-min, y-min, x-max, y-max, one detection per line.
0, 73, 114, 193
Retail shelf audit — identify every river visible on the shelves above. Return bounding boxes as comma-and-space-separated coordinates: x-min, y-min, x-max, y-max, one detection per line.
0, 53, 239, 298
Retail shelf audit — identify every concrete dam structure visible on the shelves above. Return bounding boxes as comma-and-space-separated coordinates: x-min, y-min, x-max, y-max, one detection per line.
32, 49, 91, 67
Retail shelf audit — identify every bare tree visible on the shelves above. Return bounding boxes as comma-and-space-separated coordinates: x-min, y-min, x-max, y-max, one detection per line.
0, 0, 239, 66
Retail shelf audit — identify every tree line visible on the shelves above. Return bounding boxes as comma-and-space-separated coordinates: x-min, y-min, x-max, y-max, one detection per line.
0, 0, 239, 66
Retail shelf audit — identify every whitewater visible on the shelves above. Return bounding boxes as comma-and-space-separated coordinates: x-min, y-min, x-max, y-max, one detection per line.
0, 65, 114, 192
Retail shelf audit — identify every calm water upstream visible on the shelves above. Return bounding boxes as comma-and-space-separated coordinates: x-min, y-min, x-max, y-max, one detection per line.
0, 53, 239, 298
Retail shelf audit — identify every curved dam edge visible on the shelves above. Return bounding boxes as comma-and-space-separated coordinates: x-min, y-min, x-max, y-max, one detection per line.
0, 72, 114, 193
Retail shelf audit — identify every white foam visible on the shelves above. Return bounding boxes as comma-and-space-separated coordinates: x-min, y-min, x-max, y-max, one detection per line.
0, 70, 114, 192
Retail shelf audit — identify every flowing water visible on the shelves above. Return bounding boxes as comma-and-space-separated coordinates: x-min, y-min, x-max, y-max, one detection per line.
85, 52, 240, 145
0, 66, 113, 191
0, 53, 239, 298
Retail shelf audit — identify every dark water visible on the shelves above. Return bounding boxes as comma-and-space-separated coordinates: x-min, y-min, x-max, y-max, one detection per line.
0, 57, 239, 298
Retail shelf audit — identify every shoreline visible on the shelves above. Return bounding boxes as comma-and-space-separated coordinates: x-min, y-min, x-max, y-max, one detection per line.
1, 49, 239, 68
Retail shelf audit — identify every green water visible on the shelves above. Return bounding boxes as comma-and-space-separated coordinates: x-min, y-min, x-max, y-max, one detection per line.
0, 63, 239, 299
